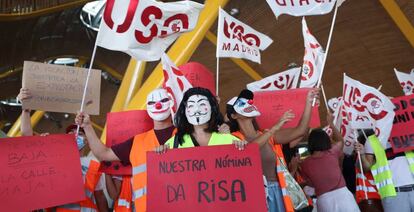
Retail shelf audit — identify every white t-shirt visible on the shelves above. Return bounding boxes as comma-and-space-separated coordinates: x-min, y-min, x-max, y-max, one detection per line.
365, 141, 414, 187
80, 156, 105, 191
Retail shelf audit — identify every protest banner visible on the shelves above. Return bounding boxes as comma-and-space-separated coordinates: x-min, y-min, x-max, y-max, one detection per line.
0, 134, 84, 211
389, 95, 414, 153
147, 144, 267, 212
253, 88, 320, 129
22, 61, 101, 115
180, 62, 216, 95
100, 110, 154, 175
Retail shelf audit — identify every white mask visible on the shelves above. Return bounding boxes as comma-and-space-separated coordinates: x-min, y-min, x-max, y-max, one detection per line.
231, 97, 260, 117
185, 95, 211, 125
146, 89, 172, 121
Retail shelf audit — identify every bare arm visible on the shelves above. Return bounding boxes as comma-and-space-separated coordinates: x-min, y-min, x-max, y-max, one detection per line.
18, 88, 33, 136
105, 175, 122, 200
94, 190, 109, 212
327, 112, 344, 150
253, 110, 295, 147
354, 142, 375, 172
274, 89, 319, 144
76, 112, 120, 161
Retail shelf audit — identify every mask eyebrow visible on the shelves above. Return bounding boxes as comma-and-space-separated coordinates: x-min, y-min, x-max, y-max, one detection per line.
187, 100, 196, 103
197, 98, 208, 103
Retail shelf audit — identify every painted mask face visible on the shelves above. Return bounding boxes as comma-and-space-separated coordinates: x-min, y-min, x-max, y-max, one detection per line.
185, 95, 211, 125
233, 97, 260, 117
146, 89, 171, 121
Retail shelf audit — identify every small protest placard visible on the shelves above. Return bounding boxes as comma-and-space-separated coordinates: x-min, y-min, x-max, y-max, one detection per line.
100, 110, 154, 175
389, 95, 414, 153
147, 144, 267, 212
22, 61, 101, 115
0, 134, 84, 211
254, 88, 320, 129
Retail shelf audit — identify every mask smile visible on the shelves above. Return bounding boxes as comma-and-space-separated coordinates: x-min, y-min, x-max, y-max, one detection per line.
151, 107, 169, 114
243, 106, 257, 113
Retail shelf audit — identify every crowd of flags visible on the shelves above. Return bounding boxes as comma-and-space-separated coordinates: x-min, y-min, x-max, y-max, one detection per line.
86, 0, 414, 154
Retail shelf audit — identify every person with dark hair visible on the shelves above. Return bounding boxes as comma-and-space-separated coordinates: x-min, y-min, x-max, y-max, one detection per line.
156, 87, 243, 150
300, 113, 359, 212
225, 89, 317, 212
354, 128, 414, 212
17, 88, 109, 212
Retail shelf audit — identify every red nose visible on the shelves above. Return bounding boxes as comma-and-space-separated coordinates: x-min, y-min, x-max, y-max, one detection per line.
155, 102, 162, 110
248, 99, 254, 105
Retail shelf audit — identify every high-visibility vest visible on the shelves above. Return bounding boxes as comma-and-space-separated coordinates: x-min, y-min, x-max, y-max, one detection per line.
165, 132, 236, 148
130, 130, 161, 212
368, 135, 414, 199
56, 159, 102, 211
114, 176, 133, 212
355, 167, 381, 203
231, 131, 295, 212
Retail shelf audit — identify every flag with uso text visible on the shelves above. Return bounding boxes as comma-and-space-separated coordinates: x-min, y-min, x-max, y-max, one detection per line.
265, 0, 345, 18
217, 7, 273, 64
97, 0, 203, 61
247, 67, 300, 92
394, 68, 414, 96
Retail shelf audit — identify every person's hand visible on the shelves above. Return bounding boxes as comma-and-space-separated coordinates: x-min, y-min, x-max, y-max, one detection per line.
154, 144, 169, 154
233, 140, 248, 151
274, 110, 295, 129
75, 112, 92, 128
18, 88, 32, 111
326, 111, 334, 126
354, 142, 365, 154
218, 123, 230, 134
307, 88, 320, 105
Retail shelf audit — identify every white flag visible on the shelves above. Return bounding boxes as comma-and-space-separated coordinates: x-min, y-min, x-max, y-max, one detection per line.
246, 67, 300, 92
161, 53, 193, 113
266, 0, 345, 18
97, 0, 203, 61
217, 7, 273, 64
394, 68, 414, 96
342, 74, 395, 148
299, 18, 325, 88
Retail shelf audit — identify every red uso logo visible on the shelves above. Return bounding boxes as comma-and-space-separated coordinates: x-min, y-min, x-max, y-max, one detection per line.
400, 81, 414, 94
274, 74, 295, 89
103, 0, 189, 44
223, 18, 260, 47
301, 60, 314, 81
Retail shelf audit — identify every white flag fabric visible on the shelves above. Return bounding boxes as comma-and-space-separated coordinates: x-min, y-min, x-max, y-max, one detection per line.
394, 68, 414, 95
246, 67, 300, 92
217, 7, 273, 64
161, 53, 193, 113
265, 0, 345, 18
342, 74, 395, 148
97, 0, 203, 61
299, 18, 325, 88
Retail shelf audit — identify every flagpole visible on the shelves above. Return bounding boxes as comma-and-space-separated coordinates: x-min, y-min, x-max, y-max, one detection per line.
312, 1, 339, 106
320, 84, 330, 112
357, 130, 369, 200
76, 32, 100, 135
216, 57, 219, 96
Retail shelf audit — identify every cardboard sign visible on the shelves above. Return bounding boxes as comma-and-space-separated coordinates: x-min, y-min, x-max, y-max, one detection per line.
101, 110, 154, 175
0, 134, 84, 211
254, 88, 320, 129
147, 144, 267, 212
22, 61, 101, 115
180, 62, 216, 95
389, 95, 414, 153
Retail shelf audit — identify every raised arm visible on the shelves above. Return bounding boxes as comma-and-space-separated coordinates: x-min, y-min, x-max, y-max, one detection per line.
76, 112, 120, 161
274, 89, 319, 144
327, 111, 343, 149
18, 88, 33, 136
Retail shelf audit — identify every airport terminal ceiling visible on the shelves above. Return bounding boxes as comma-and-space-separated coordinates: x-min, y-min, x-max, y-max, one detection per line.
0, 0, 413, 136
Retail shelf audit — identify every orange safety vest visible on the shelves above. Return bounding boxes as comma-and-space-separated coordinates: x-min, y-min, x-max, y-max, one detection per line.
355, 167, 381, 203
114, 176, 133, 212
130, 128, 176, 212
55, 159, 102, 211
232, 131, 295, 212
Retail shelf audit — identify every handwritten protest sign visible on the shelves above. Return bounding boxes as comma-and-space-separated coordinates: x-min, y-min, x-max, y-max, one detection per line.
147, 144, 267, 212
22, 61, 101, 115
389, 95, 414, 153
0, 134, 84, 211
254, 88, 320, 129
100, 110, 154, 175
180, 62, 216, 95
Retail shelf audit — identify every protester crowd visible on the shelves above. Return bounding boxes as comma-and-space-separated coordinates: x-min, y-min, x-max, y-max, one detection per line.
12, 76, 413, 212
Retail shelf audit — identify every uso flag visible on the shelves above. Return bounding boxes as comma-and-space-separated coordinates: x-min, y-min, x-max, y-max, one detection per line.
217, 7, 273, 64
247, 67, 300, 92
266, 0, 345, 18
394, 68, 414, 96
97, 0, 203, 61
299, 17, 325, 88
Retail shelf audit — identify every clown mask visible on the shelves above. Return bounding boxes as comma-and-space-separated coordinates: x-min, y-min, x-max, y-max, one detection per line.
229, 97, 261, 118
146, 89, 172, 121
185, 95, 211, 125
